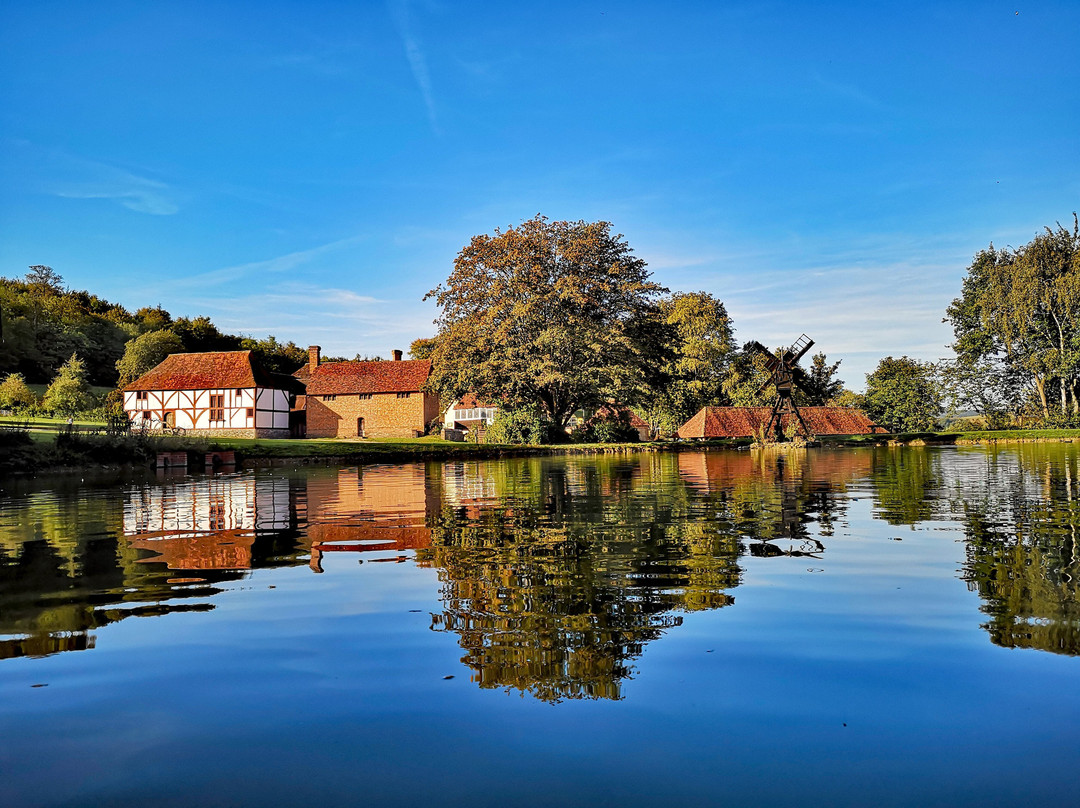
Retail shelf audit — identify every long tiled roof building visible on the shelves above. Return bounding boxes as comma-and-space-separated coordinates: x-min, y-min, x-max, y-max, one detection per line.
677, 406, 881, 439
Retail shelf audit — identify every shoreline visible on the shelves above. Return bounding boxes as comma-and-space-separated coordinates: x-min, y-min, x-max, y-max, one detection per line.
6, 429, 1080, 477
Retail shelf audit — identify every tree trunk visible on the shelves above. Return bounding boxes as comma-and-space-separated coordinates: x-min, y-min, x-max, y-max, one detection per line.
1036, 376, 1050, 419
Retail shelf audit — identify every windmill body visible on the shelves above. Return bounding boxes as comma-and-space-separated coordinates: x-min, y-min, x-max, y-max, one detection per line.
748, 334, 815, 442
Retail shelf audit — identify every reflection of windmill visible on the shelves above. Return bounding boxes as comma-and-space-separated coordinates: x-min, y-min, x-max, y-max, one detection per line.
748, 333, 815, 441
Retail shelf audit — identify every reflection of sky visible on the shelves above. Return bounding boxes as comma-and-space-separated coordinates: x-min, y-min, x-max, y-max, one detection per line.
5, 449, 1080, 805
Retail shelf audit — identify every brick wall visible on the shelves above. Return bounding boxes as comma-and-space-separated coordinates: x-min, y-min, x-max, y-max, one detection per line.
306, 391, 440, 438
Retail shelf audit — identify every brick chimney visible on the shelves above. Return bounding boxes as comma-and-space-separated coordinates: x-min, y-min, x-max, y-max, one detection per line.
392, 349, 403, 361
308, 345, 321, 371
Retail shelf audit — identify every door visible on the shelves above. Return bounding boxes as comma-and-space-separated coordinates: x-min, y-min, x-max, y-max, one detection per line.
357, 417, 365, 437
164, 411, 176, 429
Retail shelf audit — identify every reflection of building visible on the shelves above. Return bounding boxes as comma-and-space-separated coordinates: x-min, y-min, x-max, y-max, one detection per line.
124, 474, 293, 570
303, 465, 439, 569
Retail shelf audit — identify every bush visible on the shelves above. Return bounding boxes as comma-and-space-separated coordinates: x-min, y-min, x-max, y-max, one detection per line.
577, 409, 639, 444
485, 406, 550, 444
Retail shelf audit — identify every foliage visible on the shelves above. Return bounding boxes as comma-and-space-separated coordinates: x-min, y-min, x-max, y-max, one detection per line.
828, 388, 863, 408
863, 356, 942, 432
42, 353, 96, 415
0, 266, 310, 388
484, 405, 549, 445
721, 346, 774, 407
239, 334, 307, 375
641, 291, 734, 431
946, 215, 1080, 421
409, 336, 438, 360
800, 352, 845, 405
425, 215, 669, 436
577, 408, 640, 443
115, 329, 186, 386
0, 372, 38, 410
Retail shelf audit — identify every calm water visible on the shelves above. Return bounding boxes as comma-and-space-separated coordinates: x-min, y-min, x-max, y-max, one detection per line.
1, 446, 1078, 807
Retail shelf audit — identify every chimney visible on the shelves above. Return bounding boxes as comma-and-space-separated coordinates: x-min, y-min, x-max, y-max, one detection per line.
392, 349, 403, 361
308, 345, 321, 370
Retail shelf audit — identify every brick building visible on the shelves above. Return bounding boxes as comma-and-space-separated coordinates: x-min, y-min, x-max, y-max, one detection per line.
302, 346, 440, 439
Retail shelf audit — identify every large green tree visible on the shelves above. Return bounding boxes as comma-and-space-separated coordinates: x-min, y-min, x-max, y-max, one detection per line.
116, 329, 185, 386
863, 355, 941, 432
946, 216, 1080, 420
425, 216, 669, 435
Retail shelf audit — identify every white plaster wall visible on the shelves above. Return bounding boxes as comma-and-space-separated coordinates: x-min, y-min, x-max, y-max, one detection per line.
124, 386, 290, 431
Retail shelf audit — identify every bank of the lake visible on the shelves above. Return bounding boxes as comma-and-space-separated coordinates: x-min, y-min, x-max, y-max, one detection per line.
7, 418, 1080, 476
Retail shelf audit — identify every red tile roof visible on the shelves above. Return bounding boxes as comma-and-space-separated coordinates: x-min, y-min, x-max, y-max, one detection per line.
452, 393, 497, 410
677, 406, 881, 438
306, 359, 433, 395
124, 351, 285, 392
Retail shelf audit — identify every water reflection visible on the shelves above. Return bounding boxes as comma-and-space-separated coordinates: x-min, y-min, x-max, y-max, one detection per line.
4, 445, 1080, 681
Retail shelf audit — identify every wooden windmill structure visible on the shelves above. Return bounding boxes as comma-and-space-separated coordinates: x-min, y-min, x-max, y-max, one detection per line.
748, 334, 815, 441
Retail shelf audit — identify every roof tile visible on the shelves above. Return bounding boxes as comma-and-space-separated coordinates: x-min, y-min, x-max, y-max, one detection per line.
306, 359, 432, 395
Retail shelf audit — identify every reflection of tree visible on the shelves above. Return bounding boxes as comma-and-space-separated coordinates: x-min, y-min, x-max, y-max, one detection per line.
955, 447, 1080, 655
421, 451, 865, 702
870, 447, 939, 525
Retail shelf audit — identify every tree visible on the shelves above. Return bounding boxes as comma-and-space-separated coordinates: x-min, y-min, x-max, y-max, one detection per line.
946, 216, 1080, 420
720, 345, 774, 407
43, 353, 94, 415
116, 330, 185, 386
648, 292, 734, 425
800, 352, 844, 405
425, 216, 669, 436
863, 356, 941, 433
0, 372, 37, 410
409, 336, 438, 360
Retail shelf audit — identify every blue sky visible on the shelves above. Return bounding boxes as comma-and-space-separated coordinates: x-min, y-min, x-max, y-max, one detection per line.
1, 1, 1077, 388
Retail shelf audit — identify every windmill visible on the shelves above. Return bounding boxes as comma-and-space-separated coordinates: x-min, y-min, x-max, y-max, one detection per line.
747, 333, 815, 441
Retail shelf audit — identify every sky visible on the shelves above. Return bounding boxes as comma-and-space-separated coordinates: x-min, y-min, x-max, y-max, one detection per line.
1, 1, 1077, 388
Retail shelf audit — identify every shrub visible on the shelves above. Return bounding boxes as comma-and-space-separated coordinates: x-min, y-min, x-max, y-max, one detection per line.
485, 406, 549, 444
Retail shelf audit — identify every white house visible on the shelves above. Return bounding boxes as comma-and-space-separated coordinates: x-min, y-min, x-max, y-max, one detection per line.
122, 350, 301, 438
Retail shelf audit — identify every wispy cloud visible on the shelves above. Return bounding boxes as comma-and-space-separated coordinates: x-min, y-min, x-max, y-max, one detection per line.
388, 0, 439, 133
38, 150, 180, 215
182, 282, 437, 356
176, 234, 369, 287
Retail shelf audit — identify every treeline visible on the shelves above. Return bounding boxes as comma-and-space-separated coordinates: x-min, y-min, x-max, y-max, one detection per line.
0, 265, 308, 414
420, 213, 1080, 439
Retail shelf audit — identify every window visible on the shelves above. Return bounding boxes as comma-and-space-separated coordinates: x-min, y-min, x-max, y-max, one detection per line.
209, 394, 225, 422
397, 392, 411, 399
235, 388, 243, 397
135, 391, 148, 401
323, 394, 337, 402
246, 408, 254, 418
141, 410, 151, 421
358, 393, 372, 400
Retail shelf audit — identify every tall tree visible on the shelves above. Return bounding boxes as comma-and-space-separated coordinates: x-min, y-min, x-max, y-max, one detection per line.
947, 216, 1080, 420
425, 216, 669, 435
649, 291, 734, 425
800, 352, 845, 405
863, 356, 941, 433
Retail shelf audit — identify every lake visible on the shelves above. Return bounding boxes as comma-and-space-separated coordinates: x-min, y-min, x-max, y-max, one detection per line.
1, 446, 1078, 807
